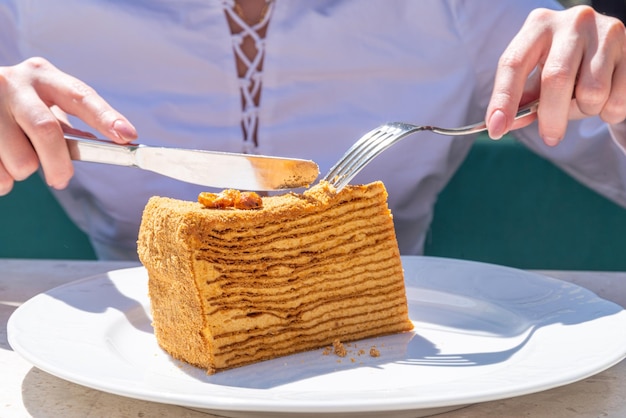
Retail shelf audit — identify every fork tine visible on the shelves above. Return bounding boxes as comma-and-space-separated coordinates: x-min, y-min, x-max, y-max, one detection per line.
323, 126, 392, 185
325, 123, 421, 190
330, 127, 401, 189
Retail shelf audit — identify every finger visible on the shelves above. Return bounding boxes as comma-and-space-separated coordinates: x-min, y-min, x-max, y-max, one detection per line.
0, 159, 15, 196
9, 88, 73, 189
536, 29, 581, 146
52, 107, 99, 138
573, 17, 617, 117
520, 67, 543, 105
509, 70, 541, 131
596, 19, 626, 124
0, 77, 39, 183
602, 58, 626, 123
574, 54, 613, 118
487, 9, 550, 139
21, 58, 137, 143
0, 125, 39, 182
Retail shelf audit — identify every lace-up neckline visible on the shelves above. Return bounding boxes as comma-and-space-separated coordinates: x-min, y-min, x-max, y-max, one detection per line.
223, 0, 275, 153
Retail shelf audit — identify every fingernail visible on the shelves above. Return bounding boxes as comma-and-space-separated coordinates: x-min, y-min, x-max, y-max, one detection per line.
0, 183, 13, 196
112, 119, 137, 141
488, 109, 507, 140
542, 136, 562, 147
50, 179, 69, 190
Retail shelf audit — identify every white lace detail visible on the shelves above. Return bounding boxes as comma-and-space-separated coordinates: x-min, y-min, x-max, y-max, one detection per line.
222, 0, 274, 153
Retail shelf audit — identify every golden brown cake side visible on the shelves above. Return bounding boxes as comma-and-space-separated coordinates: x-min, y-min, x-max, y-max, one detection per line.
138, 181, 413, 374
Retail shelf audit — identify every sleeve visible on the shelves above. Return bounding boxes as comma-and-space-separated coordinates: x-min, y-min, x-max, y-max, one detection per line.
452, 0, 564, 111
457, 0, 626, 208
609, 122, 626, 155
515, 118, 626, 207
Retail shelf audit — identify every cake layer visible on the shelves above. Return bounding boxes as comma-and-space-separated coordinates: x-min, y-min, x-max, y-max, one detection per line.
139, 181, 414, 373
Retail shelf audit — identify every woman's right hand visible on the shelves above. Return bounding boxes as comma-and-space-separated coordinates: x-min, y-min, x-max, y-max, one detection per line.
0, 57, 137, 195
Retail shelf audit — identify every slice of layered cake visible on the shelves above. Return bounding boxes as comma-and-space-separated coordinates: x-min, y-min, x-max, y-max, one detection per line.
137, 181, 413, 374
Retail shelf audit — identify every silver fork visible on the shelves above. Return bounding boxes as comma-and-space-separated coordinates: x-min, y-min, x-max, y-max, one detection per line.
322, 100, 539, 191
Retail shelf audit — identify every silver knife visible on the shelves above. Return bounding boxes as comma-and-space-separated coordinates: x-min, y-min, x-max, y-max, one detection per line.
65, 134, 319, 191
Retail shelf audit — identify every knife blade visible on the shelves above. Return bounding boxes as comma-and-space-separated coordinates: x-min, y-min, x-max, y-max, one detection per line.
65, 134, 319, 191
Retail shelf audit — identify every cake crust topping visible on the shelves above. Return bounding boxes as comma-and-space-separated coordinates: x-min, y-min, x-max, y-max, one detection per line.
198, 189, 263, 209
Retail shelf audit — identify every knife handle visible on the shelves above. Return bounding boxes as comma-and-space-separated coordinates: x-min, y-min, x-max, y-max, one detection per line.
65, 134, 139, 167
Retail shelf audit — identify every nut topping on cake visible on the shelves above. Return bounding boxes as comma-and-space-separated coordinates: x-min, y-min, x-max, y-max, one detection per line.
198, 190, 263, 209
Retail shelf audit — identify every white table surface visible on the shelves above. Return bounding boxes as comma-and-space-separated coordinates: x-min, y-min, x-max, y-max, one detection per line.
1, 258, 625, 418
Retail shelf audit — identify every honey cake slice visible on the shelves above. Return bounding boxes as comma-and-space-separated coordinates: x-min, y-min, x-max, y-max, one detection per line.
137, 181, 414, 374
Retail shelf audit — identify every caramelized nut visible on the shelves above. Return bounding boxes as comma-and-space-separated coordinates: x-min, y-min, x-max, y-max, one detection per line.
198, 190, 263, 209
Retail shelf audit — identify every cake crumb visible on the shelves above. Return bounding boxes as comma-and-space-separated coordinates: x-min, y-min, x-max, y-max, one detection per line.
324, 340, 384, 360
333, 339, 347, 357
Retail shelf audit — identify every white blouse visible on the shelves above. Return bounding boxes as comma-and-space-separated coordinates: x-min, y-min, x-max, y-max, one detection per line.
2, 0, 626, 259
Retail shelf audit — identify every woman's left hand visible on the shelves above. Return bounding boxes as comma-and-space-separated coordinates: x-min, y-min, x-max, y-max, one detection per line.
486, 5, 626, 145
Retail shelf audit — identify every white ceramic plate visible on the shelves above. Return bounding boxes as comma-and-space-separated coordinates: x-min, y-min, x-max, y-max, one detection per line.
8, 256, 626, 417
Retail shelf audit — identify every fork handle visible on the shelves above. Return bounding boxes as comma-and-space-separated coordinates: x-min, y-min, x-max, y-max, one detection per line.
433, 99, 539, 136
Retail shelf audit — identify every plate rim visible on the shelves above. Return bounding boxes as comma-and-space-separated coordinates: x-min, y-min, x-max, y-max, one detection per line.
8, 256, 626, 414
